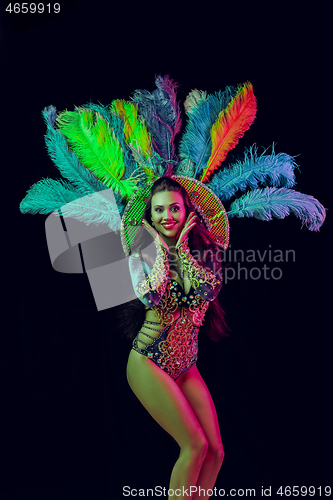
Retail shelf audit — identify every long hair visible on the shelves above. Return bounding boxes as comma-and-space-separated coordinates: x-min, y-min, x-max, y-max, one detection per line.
118, 177, 229, 342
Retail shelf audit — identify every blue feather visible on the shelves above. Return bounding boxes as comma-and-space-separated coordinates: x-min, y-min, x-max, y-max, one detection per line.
177, 86, 238, 178
207, 144, 298, 201
227, 187, 326, 231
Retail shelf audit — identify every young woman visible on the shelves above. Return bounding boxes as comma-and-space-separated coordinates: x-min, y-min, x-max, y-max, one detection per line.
126, 177, 226, 499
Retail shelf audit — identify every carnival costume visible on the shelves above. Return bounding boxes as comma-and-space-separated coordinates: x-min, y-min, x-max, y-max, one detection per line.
20, 76, 326, 379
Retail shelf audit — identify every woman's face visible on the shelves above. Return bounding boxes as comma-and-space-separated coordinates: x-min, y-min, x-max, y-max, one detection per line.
150, 190, 187, 242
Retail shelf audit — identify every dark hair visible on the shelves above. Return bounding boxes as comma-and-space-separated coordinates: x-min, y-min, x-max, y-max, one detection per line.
118, 176, 228, 342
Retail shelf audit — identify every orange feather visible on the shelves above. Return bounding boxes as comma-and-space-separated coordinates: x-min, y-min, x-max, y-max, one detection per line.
200, 82, 257, 183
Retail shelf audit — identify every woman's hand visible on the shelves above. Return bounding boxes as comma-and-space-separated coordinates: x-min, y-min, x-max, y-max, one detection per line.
141, 219, 169, 252
175, 212, 197, 250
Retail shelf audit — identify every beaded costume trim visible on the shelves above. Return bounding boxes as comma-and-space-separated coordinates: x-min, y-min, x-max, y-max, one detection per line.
176, 238, 220, 291
135, 245, 169, 297
132, 313, 200, 380
155, 314, 198, 380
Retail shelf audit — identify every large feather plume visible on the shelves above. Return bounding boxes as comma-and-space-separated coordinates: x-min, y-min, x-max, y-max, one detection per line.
20, 178, 83, 214
20, 106, 126, 224
183, 89, 207, 116
131, 75, 182, 172
43, 106, 109, 197
56, 108, 138, 199
20, 178, 123, 230
111, 99, 158, 182
58, 190, 123, 230
81, 101, 145, 186
177, 86, 238, 178
200, 82, 257, 183
227, 187, 326, 231
207, 144, 298, 201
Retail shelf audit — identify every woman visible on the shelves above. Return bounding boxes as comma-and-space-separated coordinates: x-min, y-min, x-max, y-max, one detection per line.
126, 177, 226, 499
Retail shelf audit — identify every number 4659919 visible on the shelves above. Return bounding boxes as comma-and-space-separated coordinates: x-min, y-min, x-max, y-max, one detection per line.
5, 3, 61, 14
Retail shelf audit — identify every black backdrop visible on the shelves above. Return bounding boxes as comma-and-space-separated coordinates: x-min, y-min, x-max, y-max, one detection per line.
2, 1, 332, 498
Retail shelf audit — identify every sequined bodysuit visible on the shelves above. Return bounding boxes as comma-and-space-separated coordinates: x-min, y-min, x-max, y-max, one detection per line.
129, 238, 222, 380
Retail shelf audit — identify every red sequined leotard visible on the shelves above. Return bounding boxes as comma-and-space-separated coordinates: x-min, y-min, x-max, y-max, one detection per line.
129, 238, 222, 380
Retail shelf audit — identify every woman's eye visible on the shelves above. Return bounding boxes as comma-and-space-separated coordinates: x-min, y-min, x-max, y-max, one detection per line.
171, 206, 180, 212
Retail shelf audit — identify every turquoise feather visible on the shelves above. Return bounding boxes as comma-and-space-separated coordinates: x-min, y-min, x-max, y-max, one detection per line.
207, 144, 298, 201
43, 106, 108, 197
20, 178, 82, 214
20, 177, 124, 229
227, 187, 326, 231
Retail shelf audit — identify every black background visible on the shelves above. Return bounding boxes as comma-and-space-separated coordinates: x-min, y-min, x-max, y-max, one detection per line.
2, 1, 332, 499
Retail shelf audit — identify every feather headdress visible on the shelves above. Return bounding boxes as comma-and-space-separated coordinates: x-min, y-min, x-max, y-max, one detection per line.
20, 75, 326, 241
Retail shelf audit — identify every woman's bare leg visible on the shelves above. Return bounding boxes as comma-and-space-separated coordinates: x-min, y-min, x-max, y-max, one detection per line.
127, 350, 208, 499
176, 365, 224, 500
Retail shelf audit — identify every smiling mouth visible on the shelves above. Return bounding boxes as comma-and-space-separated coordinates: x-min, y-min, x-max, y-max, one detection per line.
162, 222, 177, 229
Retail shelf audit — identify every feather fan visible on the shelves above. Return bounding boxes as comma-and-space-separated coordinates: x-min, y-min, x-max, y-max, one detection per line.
227, 187, 326, 231
207, 144, 298, 201
200, 82, 257, 183
56, 108, 138, 199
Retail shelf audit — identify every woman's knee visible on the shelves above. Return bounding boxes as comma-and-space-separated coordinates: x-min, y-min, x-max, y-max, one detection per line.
182, 431, 209, 462
206, 441, 225, 466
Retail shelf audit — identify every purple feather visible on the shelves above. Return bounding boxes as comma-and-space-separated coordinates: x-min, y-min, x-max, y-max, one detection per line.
131, 75, 182, 170
42, 105, 57, 128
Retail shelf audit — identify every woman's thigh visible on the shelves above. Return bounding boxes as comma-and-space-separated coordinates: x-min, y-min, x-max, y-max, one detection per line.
127, 350, 207, 449
176, 364, 223, 453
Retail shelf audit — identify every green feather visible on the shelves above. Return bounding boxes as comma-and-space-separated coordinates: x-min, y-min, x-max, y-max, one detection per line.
56, 108, 138, 199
